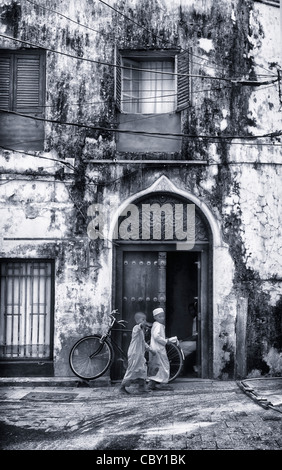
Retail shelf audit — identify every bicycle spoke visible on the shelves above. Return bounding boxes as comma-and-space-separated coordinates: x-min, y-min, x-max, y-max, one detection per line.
166, 343, 183, 382
70, 336, 113, 380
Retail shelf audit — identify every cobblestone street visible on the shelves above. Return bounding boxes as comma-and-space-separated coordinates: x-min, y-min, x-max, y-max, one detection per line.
0, 379, 281, 451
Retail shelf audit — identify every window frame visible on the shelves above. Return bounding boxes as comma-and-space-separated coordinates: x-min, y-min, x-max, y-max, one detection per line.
0, 48, 46, 151
115, 48, 191, 115
0, 48, 46, 115
0, 259, 55, 362
122, 57, 141, 113
121, 56, 177, 114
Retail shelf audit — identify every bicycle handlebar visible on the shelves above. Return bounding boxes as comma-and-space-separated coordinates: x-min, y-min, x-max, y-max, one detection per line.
109, 310, 128, 328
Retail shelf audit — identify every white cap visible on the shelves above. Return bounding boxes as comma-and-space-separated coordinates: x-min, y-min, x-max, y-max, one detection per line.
153, 307, 164, 317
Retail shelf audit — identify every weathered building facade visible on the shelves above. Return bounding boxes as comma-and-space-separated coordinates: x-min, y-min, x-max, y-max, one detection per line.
0, 0, 281, 380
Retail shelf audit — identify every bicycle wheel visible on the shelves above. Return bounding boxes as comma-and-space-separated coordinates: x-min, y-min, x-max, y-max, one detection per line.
69, 335, 114, 380
166, 342, 184, 382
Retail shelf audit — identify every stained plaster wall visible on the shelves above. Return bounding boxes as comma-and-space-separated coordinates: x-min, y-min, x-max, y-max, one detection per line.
0, 0, 281, 378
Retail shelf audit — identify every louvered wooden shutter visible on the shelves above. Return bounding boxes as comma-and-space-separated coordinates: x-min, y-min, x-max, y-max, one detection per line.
176, 50, 191, 111
0, 55, 12, 110
15, 54, 43, 115
114, 47, 122, 111
0, 50, 45, 151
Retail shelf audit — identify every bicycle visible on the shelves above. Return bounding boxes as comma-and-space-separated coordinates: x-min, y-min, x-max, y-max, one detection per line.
69, 309, 184, 382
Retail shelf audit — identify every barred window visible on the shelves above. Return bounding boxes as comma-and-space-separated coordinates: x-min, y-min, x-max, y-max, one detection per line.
0, 260, 54, 360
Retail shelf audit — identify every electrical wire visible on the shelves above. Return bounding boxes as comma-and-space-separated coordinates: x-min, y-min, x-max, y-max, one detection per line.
24, 0, 278, 79
0, 33, 278, 84
97, 0, 278, 78
3, 79, 275, 137
0, 32, 222, 80
2, 145, 282, 183
7, 85, 231, 111
3, 134, 282, 146
8, 81, 276, 123
0, 14, 280, 147
0, 144, 77, 171
13, 92, 178, 110
1, 108, 281, 141
24, 0, 100, 34
25, 0, 221, 75
0, 175, 74, 184
0, 145, 146, 187
0, 32, 233, 81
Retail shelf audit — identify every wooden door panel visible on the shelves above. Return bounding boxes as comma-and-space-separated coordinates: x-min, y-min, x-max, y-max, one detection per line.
122, 252, 159, 349
113, 251, 160, 379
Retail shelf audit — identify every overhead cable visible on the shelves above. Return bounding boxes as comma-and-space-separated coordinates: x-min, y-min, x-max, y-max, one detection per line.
24, 0, 277, 78
1, 108, 281, 140
24, 0, 100, 34
97, 0, 278, 78
0, 33, 278, 85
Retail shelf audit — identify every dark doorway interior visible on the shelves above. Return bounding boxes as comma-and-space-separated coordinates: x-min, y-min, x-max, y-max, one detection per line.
166, 251, 198, 337
166, 251, 199, 376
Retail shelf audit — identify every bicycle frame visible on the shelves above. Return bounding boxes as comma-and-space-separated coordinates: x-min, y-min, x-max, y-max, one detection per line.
88, 313, 120, 359
96, 311, 129, 362
101, 311, 127, 338
108, 333, 129, 361
69, 309, 184, 382
104, 310, 185, 378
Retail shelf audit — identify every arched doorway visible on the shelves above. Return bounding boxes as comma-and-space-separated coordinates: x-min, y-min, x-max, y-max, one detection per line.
111, 189, 213, 380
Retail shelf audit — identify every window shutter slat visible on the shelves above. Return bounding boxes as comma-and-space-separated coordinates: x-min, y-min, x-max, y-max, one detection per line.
15, 56, 41, 114
0, 56, 11, 109
114, 47, 122, 111
177, 50, 191, 111
0, 50, 45, 150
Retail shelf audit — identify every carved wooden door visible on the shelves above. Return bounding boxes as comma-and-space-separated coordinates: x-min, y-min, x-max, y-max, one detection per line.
113, 250, 167, 379
114, 248, 202, 380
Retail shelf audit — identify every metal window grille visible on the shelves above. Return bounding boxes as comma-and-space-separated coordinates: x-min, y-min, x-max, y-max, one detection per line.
0, 261, 53, 359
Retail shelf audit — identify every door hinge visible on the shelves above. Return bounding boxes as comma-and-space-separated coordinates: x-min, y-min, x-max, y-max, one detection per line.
194, 261, 201, 269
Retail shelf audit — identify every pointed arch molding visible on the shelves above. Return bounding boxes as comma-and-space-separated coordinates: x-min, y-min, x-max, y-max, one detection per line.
108, 175, 221, 247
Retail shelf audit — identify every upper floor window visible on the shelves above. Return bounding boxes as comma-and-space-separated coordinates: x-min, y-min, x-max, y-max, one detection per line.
115, 49, 191, 115
0, 49, 46, 151
122, 58, 175, 114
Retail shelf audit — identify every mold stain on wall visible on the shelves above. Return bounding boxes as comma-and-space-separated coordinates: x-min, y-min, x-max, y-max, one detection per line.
0, 0, 281, 378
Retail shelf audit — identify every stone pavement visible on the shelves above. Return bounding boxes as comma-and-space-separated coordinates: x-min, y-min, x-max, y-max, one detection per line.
0, 377, 281, 451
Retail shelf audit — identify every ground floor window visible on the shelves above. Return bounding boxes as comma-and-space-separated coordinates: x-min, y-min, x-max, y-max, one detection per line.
0, 260, 54, 360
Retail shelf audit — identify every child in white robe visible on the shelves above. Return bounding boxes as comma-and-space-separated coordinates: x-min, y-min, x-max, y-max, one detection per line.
147, 307, 174, 391
120, 312, 153, 394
